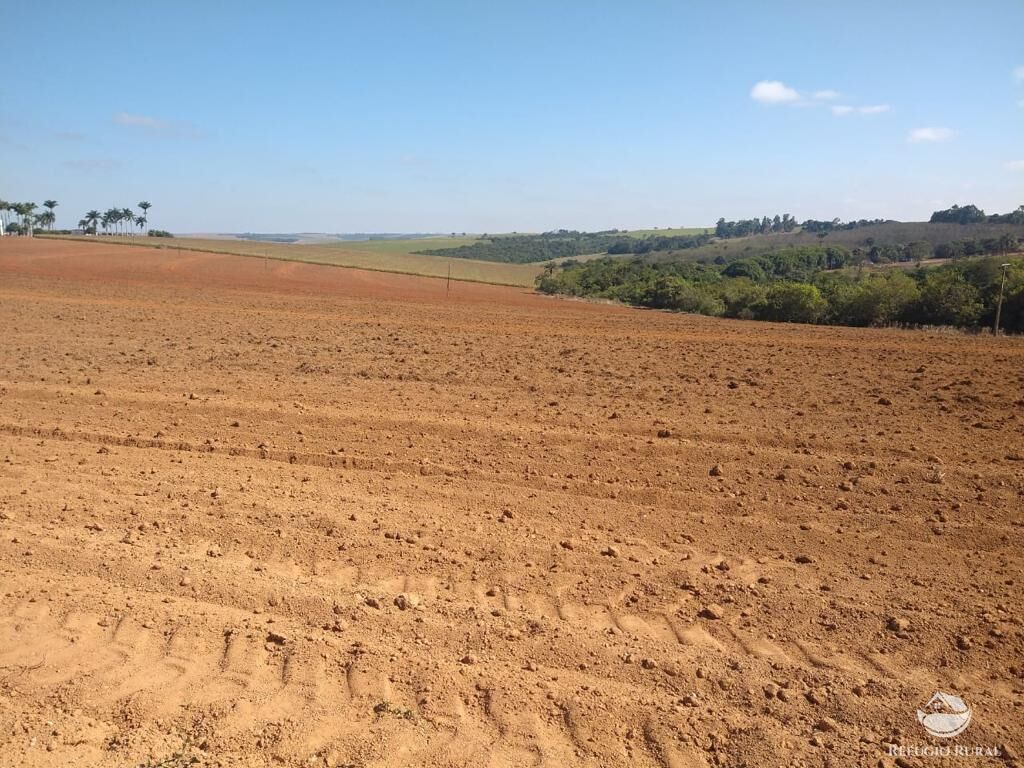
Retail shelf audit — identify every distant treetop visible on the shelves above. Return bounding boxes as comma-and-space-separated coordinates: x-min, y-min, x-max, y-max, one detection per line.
930, 204, 1024, 225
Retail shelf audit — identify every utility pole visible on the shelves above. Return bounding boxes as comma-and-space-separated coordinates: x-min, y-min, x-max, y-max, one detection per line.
993, 263, 1011, 335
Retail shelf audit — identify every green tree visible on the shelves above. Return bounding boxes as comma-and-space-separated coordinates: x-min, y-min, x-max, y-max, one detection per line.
904, 240, 933, 265
757, 283, 827, 323
929, 204, 987, 224
912, 270, 983, 326
718, 278, 768, 320
36, 210, 55, 230
826, 272, 920, 326
15, 202, 37, 235
722, 260, 767, 282
42, 200, 58, 230
642, 276, 725, 315
997, 233, 1019, 256
138, 201, 152, 232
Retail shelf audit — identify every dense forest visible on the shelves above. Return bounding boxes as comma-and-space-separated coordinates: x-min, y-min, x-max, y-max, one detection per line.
537, 249, 1024, 332
417, 231, 625, 263
415, 230, 710, 263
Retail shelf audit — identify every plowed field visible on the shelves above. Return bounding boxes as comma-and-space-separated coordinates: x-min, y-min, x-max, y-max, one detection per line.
1, 238, 1021, 767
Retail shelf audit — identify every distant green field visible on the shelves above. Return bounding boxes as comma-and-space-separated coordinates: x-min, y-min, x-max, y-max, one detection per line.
621, 226, 711, 238
330, 235, 480, 254
48, 235, 541, 287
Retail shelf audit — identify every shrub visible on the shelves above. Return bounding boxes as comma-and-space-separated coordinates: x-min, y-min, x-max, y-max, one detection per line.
825, 272, 920, 326
757, 283, 827, 323
911, 270, 984, 326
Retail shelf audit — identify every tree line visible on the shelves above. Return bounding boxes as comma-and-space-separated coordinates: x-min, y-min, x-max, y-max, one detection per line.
800, 217, 889, 234
606, 232, 712, 254
714, 204, 1024, 238
537, 249, 1023, 332
0, 199, 156, 236
714, 215, 892, 238
0, 200, 60, 235
420, 229, 715, 263
418, 231, 643, 263
714, 214, 799, 238
929, 204, 1024, 225
204, 203, 1021, 265
78, 203, 153, 235
852, 235, 1019, 265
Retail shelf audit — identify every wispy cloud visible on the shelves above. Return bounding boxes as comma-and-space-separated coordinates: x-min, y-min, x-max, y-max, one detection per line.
114, 112, 172, 129
113, 112, 199, 137
751, 81, 886, 113
0, 134, 30, 151
832, 104, 890, 116
907, 127, 955, 143
399, 153, 431, 168
1008, 160, 1024, 172
63, 158, 121, 172
750, 80, 800, 104
1014, 65, 1024, 81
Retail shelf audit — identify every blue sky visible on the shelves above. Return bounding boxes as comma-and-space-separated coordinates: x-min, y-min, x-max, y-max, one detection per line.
3, 1, 1022, 233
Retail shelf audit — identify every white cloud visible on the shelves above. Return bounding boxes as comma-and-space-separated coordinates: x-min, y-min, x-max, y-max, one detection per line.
1014, 65, 1024, 81
752, 82, 889, 115
750, 80, 800, 104
908, 127, 955, 143
1007, 160, 1024, 171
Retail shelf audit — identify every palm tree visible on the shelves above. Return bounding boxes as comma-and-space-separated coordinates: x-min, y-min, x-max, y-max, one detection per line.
138, 201, 151, 233
101, 209, 114, 235
0, 200, 9, 235
105, 208, 121, 236
37, 211, 55, 230
78, 217, 89, 232
16, 203, 37, 236
43, 200, 58, 230
135, 214, 147, 233
85, 210, 100, 235
122, 207, 135, 236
